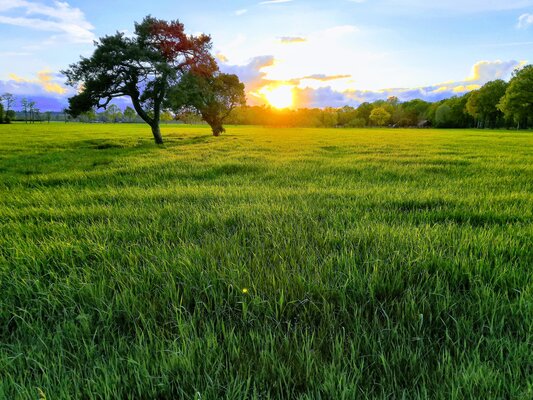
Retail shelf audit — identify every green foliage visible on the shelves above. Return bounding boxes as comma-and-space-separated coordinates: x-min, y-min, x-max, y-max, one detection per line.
346, 117, 366, 128
369, 106, 391, 126
79, 109, 97, 123
432, 96, 474, 128
466, 80, 508, 128
336, 106, 358, 126
102, 104, 123, 123
0, 123, 531, 399
499, 65, 533, 128
4, 110, 15, 123
435, 104, 453, 128
63, 16, 217, 144
160, 110, 174, 122
1, 93, 14, 123
318, 107, 339, 127
168, 72, 245, 136
124, 106, 137, 123
399, 99, 431, 127
356, 102, 374, 126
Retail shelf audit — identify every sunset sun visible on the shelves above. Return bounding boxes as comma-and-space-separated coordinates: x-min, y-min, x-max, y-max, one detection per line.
261, 85, 294, 109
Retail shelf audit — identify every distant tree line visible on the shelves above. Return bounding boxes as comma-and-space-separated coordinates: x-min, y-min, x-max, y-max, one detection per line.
226, 65, 533, 129
0, 93, 55, 123
74, 105, 178, 124
3, 63, 531, 132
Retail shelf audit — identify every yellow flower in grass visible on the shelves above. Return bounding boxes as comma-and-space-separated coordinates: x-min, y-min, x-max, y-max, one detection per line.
242, 288, 249, 294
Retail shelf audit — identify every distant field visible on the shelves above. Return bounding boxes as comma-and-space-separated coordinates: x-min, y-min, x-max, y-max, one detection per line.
0, 123, 532, 399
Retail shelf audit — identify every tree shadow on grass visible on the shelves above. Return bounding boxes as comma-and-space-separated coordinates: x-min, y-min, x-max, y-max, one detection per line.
164, 134, 213, 146
0, 134, 220, 189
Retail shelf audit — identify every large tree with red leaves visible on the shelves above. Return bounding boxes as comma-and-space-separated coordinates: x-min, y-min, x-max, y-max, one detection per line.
63, 16, 217, 144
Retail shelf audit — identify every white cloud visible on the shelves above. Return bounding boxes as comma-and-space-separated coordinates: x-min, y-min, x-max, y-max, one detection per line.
220, 55, 276, 93
518, 13, 533, 28
9, 70, 68, 94
0, 70, 74, 111
465, 60, 524, 83
0, 0, 94, 43
235, 9, 248, 16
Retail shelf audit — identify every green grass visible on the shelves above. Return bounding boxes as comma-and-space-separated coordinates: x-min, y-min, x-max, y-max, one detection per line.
0, 123, 532, 399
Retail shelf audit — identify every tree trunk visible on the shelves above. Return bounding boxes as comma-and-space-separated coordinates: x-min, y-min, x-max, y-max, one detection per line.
205, 117, 225, 137
151, 123, 164, 145
130, 92, 164, 145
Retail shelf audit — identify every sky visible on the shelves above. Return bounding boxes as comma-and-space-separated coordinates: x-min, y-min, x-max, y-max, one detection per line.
0, 0, 532, 111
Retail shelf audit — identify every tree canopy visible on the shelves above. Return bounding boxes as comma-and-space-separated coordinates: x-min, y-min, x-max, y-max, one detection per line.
466, 80, 508, 128
167, 72, 245, 136
498, 65, 533, 128
369, 106, 391, 127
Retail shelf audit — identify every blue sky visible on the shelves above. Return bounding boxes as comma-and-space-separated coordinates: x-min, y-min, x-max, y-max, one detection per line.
0, 0, 532, 110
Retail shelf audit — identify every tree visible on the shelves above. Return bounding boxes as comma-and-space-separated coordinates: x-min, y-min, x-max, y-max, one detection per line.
160, 110, 174, 122
63, 16, 217, 144
318, 108, 338, 127
465, 90, 481, 126
431, 95, 473, 128
498, 65, 533, 129
387, 96, 400, 107
5, 110, 15, 122
0, 103, 3, 124
28, 101, 37, 123
124, 106, 137, 122
356, 102, 374, 126
168, 72, 245, 136
466, 80, 507, 128
21, 98, 29, 123
336, 106, 358, 127
1, 93, 15, 123
103, 104, 123, 123
79, 109, 97, 122
435, 104, 453, 128
369, 106, 391, 126
33, 107, 41, 123
399, 99, 430, 127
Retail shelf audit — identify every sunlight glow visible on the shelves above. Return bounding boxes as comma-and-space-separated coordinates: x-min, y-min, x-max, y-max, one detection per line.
260, 85, 294, 109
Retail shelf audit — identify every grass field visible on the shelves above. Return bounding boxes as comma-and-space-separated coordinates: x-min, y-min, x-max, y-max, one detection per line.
0, 123, 532, 399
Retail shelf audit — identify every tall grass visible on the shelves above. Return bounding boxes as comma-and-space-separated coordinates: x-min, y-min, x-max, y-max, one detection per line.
0, 123, 532, 399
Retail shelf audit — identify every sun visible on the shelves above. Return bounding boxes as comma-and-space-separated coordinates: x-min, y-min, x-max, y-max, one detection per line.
261, 85, 294, 109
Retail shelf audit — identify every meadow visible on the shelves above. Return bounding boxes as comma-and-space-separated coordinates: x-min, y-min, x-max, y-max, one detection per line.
0, 123, 531, 399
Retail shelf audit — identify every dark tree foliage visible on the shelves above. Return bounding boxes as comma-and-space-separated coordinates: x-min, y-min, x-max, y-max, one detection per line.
356, 102, 374, 126
427, 95, 474, 128
466, 80, 508, 128
499, 65, 533, 129
1, 93, 15, 123
168, 72, 246, 136
63, 16, 217, 144
336, 106, 358, 126
399, 99, 431, 127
